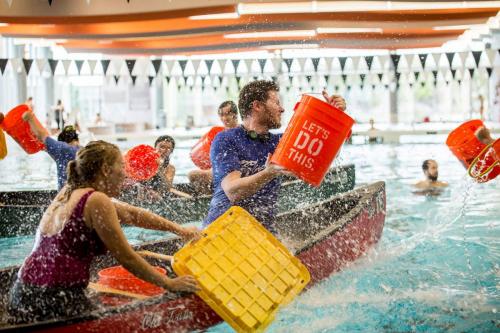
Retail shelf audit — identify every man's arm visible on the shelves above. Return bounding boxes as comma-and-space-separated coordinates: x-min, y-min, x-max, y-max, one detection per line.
221, 155, 284, 202
22, 111, 49, 143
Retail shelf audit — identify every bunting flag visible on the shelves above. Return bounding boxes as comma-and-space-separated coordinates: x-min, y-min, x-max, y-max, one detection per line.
148, 76, 155, 86
283, 58, 293, 72
131, 75, 137, 85
258, 59, 267, 73
48, 59, 59, 75
203, 60, 213, 75
191, 59, 201, 74
236, 75, 242, 87
351, 56, 361, 72
364, 56, 374, 71
418, 54, 428, 69
468, 68, 475, 79
113, 75, 120, 85
431, 53, 442, 68
87, 60, 97, 75
377, 73, 383, 83
34, 59, 45, 74
338, 57, 347, 72
306, 75, 312, 83
486, 67, 493, 78
271, 58, 281, 73
359, 74, 366, 85
0, 59, 7, 75
451, 69, 457, 80
413, 71, 420, 82
457, 51, 469, 68
178, 60, 188, 75
62, 59, 72, 75
311, 58, 320, 72
152, 59, 162, 76
164, 60, 175, 75
231, 59, 240, 74
75, 60, 84, 75
390, 54, 401, 70
125, 59, 136, 76
101, 60, 111, 75
165, 76, 171, 84
471, 51, 482, 68
445, 53, 455, 68
485, 49, 496, 67
341, 74, 347, 84
22, 59, 33, 75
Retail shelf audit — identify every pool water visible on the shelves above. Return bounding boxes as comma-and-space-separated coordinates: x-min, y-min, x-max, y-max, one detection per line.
0, 142, 499, 332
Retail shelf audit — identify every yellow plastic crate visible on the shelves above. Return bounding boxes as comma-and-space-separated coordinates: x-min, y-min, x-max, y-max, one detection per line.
173, 206, 310, 333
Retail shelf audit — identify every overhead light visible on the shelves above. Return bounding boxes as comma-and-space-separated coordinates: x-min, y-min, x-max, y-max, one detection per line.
224, 30, 316, 39
238, 1, 500, 14
0, 23, 8, 27
260, 43, 320, 49
316, 27, 383, 33
433, 24, 486, 31
189, 12, 239, 20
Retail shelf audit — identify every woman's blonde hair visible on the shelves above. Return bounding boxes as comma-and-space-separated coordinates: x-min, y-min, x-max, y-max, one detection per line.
63, 140, 120, 201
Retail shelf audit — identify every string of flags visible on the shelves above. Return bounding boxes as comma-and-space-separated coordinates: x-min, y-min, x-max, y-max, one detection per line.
0, 49, 499, 91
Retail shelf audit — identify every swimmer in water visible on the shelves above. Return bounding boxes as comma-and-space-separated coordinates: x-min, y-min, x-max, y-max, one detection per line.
414, 159, 448, 193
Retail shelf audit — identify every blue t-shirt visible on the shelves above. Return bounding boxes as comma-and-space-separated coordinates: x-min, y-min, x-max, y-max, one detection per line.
203, 127, 282, 232
45, 137, 79, 190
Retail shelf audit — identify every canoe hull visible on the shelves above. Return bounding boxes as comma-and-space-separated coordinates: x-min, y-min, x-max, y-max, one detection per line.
0, 181, 385, 333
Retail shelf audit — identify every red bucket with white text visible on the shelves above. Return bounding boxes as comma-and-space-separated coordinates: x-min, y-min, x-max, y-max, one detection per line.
271, 95, 354, 187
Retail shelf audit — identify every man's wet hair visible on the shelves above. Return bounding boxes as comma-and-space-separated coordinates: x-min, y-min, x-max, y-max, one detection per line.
218, 101, 238, 115
422, 159, 435, 171
57, 125, 79, 144
155, 135, 175, 149
238, 80, 279, 119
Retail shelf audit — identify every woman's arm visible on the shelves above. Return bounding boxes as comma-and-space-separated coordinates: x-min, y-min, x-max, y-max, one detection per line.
112, 199, 200, 241
162, 164, 175, 191
86, 192, 198, 292
22, 111, 49, 143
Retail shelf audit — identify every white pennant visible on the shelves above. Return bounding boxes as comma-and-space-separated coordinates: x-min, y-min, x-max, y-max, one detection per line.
110, 59, 123, 75
350, 56, 361, 72
35, 59, 47, 74
378, 55, 389, 71
243, 59, 254, 74
296, 58, 308, 72
9, 58, 21, 73
485, 49, 496, 67
457, 51, 470, 68
222, 59, 233, 74
403, 54, 414, 71
87, 60, 97, 75
271, 58, 282, 73
133, 58, 149, 76
62, 60, 72, 75
431, 53, 442, 68
191, 59, 202, 74
164, 60, 175, 75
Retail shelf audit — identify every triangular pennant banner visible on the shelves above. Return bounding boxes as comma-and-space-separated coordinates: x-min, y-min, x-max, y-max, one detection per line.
390, 54, 401, 70
377, 73, 384, 82
283, 58, 293, 72
148, 76, 155, 86
75, 60, 84, 75
418, 54, 428, 69
468, 68, 475, 78
338, 57, 347, 72
432, 70, 438, 81
231, 59, 240, 74
131, 75, 137, 85
22, 59, 33, 75
165, 76, 171, 84
87, 60, 97, 74
113, 75, 120, 84
35, 59, 46, 74
258, 59, 267, 73
364, 56, 374, 71
324, 75, 330, 84
395, 72, 401, 83
413, 72, 420, 82
485, 49, 496, 67
431, 53, 442, 68
125, 59, 136, 76
0, 59, 7, 75
351, 56, 361, 72
471, 51, 482, 68
458, 52, 469, 67
62, 60, 72, 75
445, 53, 455, 69
178, 60, 188, 75
359, 74, 366, 83
341, 74, 347, 84
271, 58, 281, 73
48, 59, 58, 75
205, 60, 214, 74
152, 59, 162, 75
191, 59, 201, 74
486, 67, 493, 78
306, 75, 312, 83
271, 76, 277, 83
451, 69, 457, 79
311, 58, 320, 72
101, 60, 111, 75
236, 76, 241, 87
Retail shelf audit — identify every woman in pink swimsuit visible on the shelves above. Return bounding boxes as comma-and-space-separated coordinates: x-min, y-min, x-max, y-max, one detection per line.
8, 140, 200, 323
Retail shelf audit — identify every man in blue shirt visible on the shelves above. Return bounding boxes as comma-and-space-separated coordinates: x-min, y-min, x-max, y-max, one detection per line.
203, 80, 346, 233
22, 111, 80, 190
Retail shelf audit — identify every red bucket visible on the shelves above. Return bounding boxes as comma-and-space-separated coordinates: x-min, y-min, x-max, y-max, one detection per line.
446, 120, 486, 169
467, 138, 500, 183
190, 126, 224, 170
0, 104, 45, 154
124, 144, 160, 181
98, 265, 165, 296
271, 95, 354, 187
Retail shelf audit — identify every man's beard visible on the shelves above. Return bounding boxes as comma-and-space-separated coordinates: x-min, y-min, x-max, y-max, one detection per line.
428, 174, 438, 182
